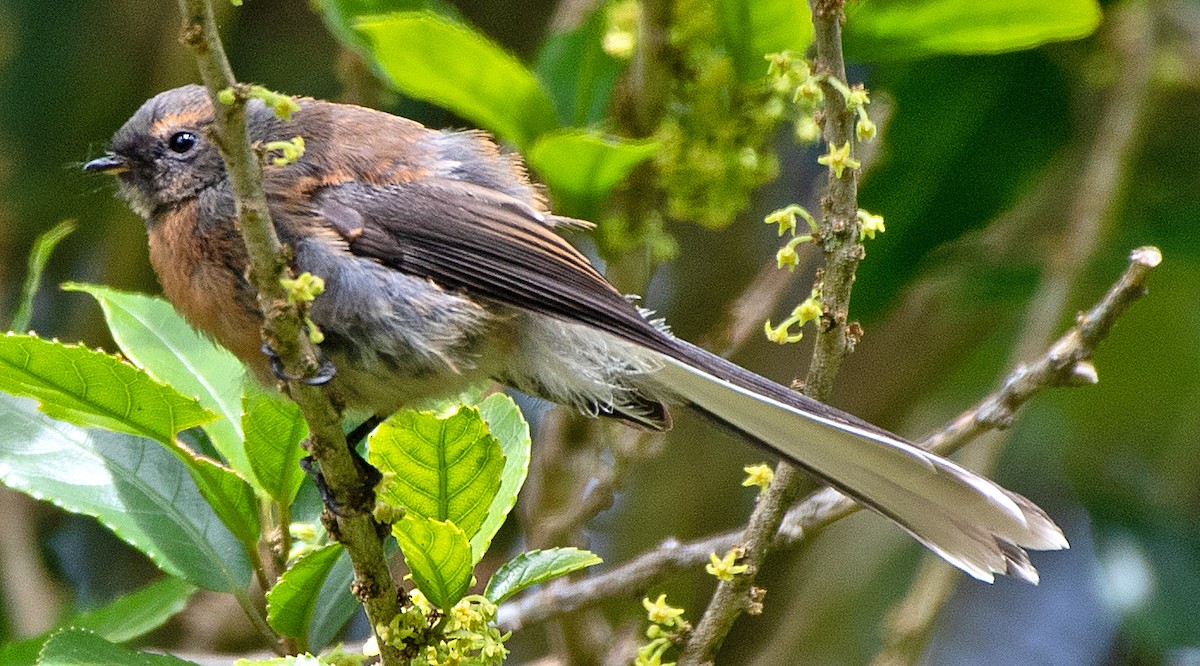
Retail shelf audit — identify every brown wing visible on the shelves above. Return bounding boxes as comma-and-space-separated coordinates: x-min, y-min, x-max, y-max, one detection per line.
315, 178, 675, 355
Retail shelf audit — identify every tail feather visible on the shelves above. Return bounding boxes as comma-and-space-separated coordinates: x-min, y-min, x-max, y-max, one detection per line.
651, 341, 1068, 583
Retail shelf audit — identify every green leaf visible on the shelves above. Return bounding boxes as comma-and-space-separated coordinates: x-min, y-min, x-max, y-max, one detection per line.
535, 5, 626, 127
0, 393, 252, 592
716, 0, 814, 80
15, 290, 262, 552
527, 129, 659, 212
266, 543, 345, 640
243, 379, 308, 506
0, 577, 194, 666
176, 451, 261, 554
845, 0, 1101, 60
11, 220, 74, 332
470, 393, 531, 563
307, 539, 397, 650
0, 333, 214, 444
63, 284, 252, 484
369, 406, 504, 540
318, 0, 458, 55
484, 547, 601, 604
394, 515, 473, 610
356, 11, 559, 148
69, 577, 197, 642
37, 628, 197, 666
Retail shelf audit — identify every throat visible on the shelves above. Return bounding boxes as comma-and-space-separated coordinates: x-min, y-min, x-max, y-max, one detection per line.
147, 205, 265, 378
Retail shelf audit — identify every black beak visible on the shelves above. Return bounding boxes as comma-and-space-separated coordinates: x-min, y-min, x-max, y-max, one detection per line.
83, 153, 128, 174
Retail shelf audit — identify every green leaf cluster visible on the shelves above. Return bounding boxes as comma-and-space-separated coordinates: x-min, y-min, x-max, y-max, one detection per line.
368, 394, 600, 615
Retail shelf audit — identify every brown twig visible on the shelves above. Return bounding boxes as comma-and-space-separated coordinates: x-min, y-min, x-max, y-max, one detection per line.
174, 2, 401, 662
497, 246, 1161, 633
675, 1, 864, 662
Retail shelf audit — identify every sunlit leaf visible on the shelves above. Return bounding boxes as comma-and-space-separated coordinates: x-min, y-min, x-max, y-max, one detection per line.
0, 333, 213, 444
63, 284, 251, 483
470, 393, 531, 563
527, 129, 658, 212
394, 515, 473, 610
369, 406, 504, 541
243, 379, 308, 506
716, 0, 814, 80
356, 11, 558, 147
846, 0, 1101, 60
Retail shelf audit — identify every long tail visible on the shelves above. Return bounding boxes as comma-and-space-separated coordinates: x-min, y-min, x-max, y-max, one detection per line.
652, 340, 1068, 583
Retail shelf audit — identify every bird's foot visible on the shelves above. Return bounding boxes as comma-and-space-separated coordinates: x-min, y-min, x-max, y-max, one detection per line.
261, 342, 336, 386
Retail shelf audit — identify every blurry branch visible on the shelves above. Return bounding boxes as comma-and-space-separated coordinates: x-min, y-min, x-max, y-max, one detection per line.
677, 0, 866, 661
174, 1, 401, 663
874, 3, 1156, 663
498, 245, 1162, 633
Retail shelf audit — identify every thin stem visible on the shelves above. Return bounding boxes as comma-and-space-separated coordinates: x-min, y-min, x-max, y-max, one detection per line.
174, 2, 402, 663
678, 1, 863, 661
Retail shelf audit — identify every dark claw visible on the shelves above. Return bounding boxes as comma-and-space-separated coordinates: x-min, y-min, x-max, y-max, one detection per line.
261, 342, 336, 385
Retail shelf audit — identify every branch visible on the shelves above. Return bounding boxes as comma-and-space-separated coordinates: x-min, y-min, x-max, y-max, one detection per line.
675, 1, 864, 661
497, 246, 1161, 633
174, 2, 401, 662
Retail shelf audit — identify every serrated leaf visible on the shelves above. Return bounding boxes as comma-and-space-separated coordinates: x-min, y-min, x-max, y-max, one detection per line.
716, 0, 814, 80
527, 130, 659, 211
470, 393, 531, 563
62, 284, 252, 483
266, 543, 345, 640
484, 547, 601, 604
535, 5, 625, 127
0, 393, 252, 593
37, 628, 197, 666
394, 515, 473, 610
0, 333, 214, 444
306, 549, 358, 651
243, 379, 308, 506
356, 11, 559, 148
845, 0, 1101, 60
369, 406, 504, 540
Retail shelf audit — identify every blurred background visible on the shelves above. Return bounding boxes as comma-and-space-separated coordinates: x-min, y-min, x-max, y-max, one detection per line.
0, 0, 1197, 664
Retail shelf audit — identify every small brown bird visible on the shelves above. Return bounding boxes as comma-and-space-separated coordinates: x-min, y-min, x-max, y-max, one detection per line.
86, 85, 1067, 583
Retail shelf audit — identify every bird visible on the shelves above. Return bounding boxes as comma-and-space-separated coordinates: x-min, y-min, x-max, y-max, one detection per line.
85, 84, 1067, 583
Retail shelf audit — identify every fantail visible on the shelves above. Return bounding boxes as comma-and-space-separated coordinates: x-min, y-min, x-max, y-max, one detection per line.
85, 85, 1067, 583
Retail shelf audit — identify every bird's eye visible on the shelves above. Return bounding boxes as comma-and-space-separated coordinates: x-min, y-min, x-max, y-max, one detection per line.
167, 131, 197, 154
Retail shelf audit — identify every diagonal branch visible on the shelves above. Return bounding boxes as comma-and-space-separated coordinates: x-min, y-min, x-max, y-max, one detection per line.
174, 1, 401, 662
496, 246, 1161, 633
